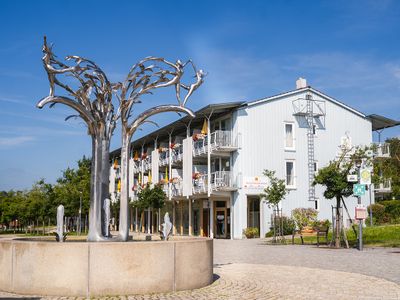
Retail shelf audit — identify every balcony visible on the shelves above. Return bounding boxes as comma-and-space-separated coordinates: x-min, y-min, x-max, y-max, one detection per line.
373, 143, 390, 158
159, 150, 169, 167
143, 156, 152, 171
193, 130, 238, 157
192, 171, 236, 194
374, 179, 391, 194
171, 145, 183, 163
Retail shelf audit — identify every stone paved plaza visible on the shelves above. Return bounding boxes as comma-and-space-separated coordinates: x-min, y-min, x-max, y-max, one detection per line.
1, 238, 400, 299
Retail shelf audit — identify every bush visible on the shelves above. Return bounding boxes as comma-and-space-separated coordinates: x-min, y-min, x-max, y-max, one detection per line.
243, 227, 259, 238
265, 216, 296, 237
292, 208, 318, 230
368, 201, 400, 225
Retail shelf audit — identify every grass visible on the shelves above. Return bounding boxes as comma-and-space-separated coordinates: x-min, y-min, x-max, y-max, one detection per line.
293, 224, 400, 247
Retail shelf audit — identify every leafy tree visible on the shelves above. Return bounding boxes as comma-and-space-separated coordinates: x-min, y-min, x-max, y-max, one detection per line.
314, 146, 371, 248
260, 170, 288, 242
135, 184, 166, 210
376, 138, 400, 199
53, 157, 91, 218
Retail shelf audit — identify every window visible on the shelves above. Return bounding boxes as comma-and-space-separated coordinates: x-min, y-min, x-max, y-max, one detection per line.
313, 162, 318, 173
312, 124, 317, 135
285, 160, 295, 188
284, 123, 295, 150
314, 199, 319, 210
247, 197, 260, 230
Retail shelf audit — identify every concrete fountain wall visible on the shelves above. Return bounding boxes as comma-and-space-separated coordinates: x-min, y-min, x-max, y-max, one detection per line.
0, 238, 213, 297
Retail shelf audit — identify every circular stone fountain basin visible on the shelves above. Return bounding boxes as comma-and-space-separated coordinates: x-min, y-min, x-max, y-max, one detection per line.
0, 237, 213, 297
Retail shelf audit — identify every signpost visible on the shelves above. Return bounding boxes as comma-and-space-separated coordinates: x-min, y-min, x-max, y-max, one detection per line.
353, 184, 366, 196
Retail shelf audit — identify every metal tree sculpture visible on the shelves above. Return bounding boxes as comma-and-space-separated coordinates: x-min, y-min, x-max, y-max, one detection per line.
115, 58, 205, 241
38, 37, 116, 241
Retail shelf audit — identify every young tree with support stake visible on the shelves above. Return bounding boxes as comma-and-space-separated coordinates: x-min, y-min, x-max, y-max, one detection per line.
260, 170, 288, 243
313, 147, 372, 248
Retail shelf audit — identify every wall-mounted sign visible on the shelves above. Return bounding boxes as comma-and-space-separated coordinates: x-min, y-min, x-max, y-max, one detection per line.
243, 176, 268, 190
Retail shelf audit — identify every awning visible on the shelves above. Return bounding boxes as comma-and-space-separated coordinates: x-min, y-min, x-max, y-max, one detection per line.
367, 114, 400, 131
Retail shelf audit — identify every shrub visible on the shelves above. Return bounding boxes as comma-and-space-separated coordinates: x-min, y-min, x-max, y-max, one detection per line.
381, 200, 400, 223
243, 227, 259, 238
311, 219, 331, 230
292, 208, 318, 230
367, 203, 386, 225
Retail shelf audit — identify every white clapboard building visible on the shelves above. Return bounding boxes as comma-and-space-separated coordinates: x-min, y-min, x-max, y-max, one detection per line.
109, 78, 393, 239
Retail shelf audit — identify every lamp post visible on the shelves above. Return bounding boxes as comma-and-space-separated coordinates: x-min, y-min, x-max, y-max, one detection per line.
78, 191, 82, 235
355, 159, 363, 251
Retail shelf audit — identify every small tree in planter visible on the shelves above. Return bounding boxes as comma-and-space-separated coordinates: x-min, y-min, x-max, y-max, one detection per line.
260, 170, 288, 243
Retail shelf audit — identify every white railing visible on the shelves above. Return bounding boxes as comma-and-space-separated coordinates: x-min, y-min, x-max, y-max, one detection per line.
375, 179, 391, 193
171, 145, 183, 162
171, 180, 183, 197
142, 156, 152, 171
373, 143, 390, 158
210, 130, 236, 149
193, 130, 238, 156
159, 151, 169, 166
292, 98, 326, 116
193, 174, 208, 194
210, 171, 233, 190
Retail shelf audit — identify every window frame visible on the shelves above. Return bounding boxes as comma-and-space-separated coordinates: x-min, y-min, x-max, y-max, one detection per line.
285, 160, 296, 189
284, 122, 295, 151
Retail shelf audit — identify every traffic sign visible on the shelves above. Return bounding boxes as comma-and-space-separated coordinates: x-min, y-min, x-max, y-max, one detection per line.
360, 168, 372, 185
353, 184, 366, 196
347, 174, 358, 182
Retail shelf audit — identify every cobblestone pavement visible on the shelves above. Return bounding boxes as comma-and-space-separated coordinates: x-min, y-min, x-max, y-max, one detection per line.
1, 238, 400, 299
214, 239, 400, 284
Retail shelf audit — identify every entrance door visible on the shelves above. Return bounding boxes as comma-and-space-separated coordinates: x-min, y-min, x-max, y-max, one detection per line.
215, 208, 227, 238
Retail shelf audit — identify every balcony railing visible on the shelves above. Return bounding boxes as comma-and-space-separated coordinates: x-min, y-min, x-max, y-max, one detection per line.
373, 143, 390, 158
210, 171, 235, 191
374, 179, 391, 193
171, 145, 183, 163
193, 130, 238, 157
159, 151, 169, 167
192, 171, 236, 194
193, 174, 208, 194
143, 156, 152, 171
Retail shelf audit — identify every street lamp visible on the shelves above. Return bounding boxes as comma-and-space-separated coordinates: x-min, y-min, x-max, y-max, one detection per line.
78, 191, 82, 235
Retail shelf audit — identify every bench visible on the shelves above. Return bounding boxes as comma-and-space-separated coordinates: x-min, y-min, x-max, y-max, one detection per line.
291, 225, 329, 246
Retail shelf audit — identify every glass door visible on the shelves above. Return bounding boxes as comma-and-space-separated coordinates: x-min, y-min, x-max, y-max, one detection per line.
215, 208, 227, 238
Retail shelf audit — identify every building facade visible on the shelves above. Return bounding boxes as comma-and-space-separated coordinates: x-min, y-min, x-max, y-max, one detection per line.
109, 80, 388, 239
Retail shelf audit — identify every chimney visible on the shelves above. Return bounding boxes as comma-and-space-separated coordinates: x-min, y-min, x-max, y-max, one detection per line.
296, 77, 307, 89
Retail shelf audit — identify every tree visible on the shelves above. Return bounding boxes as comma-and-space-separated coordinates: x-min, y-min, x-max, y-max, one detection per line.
260, 170, 288, 242
375, 138, 400, 199
53, 157, 91, 219
314, 146, 371, 248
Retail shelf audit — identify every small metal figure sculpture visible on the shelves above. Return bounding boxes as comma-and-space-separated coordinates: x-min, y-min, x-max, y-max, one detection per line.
54, 205, 67, 242
160, 212, 173, 241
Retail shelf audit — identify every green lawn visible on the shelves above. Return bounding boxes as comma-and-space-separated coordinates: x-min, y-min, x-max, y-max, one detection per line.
293, 224, 400, 247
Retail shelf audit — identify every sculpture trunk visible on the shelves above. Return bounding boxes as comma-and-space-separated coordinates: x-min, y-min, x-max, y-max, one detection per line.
87, 134, 107, 242
118, 130, 131, 241
100, 138, 111, 236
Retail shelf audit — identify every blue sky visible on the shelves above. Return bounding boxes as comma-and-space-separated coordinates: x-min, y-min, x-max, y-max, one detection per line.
0, 0, 399, 190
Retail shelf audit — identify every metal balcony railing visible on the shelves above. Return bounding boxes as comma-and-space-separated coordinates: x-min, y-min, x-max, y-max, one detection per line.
171, 145, 183, 163
374, 179, 391, 193
193, 174, 208, 194
159, 151, 169, 166
373, 143, 390, 158
193, 130, 238, 156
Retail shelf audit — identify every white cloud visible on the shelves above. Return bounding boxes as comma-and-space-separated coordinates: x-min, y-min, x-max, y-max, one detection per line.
0, 136, 35, 147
